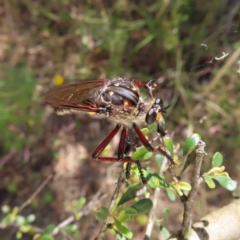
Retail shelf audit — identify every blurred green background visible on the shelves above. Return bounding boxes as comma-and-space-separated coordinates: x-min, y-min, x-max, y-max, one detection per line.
0, 0, 240, 239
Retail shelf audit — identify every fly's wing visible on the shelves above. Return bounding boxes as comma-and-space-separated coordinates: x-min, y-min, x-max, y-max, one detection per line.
45, 80, 107, 113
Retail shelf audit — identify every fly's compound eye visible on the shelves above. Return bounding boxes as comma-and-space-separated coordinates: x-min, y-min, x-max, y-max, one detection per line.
145, 98, 165, 125
145, 108, 157, 124
155, 98, 163, 109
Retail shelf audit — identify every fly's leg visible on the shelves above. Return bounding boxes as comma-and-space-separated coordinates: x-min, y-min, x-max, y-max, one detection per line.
92, 124, 147, 185
132, 123, 175, 166
133, 78, 157, 98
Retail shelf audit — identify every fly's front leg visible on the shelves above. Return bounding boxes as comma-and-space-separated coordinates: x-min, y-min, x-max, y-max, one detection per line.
92, 124, 122, 160
132, 123, 175, 166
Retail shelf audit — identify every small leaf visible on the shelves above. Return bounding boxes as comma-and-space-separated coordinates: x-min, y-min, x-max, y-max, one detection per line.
181, 149, 196, 173
19, 224, 31, 233
116, 232, 128, 240
15, 215, 25, 225
155, 154, 164, 168
212, 176, 237, 191
131, 199, 153, 214
178, 182, 192, 191
16, 230, 22, 239
166, 188, 176, 201
163, 208, 170, 219
141, 127, 149, 135
147, 123, 158, 133
160, 226, 171, 238
95, 207, 109, 221
212, 152, 223, 167
132, 147, 153, 160
114, 218, 133, 239
117, 183, 141, 207
2, 205, 11, 213
170, 182, 183, 196
183, 134, 201, 155
42, 224, 56, 234
145, 170, 169, 189
118, 211, 131, 223
207, 166, 226, 176
26, 214, 35, 223
136, 214, 148, 225
124, 207, 138, 216
203, 174, 216, 189
164, 137, 174, 156
76, 197, 86, 210
63, 224, 78, 233
39, 234, 54, 240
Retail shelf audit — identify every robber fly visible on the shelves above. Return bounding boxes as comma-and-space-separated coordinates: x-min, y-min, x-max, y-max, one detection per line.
45, 78, 173, 184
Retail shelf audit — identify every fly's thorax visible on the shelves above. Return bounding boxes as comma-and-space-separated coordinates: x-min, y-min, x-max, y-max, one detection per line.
106, 97, 155, 128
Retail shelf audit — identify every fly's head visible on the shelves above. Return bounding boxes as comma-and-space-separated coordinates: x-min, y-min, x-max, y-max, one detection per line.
145, 98, 169, 126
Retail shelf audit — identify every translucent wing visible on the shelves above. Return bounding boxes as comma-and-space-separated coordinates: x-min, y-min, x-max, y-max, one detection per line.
45, 80, 107, 110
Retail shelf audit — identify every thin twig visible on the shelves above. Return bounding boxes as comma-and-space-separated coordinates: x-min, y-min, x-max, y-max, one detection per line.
18, 174, 54, 212
144, 156, 168, 240
52, 191, 107, 236
96, 164, 125, 240
181, 140, 206, 238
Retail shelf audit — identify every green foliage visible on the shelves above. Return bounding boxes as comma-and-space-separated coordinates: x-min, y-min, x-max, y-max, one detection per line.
0, 66, 40, 151
182, 134, 201, 156
212, 152, 223, 167
132, 147, 153, 161
95, 207, 109, 222
1, 206, 36, 239
117, 183, 142, 207
203, 153, 237, 191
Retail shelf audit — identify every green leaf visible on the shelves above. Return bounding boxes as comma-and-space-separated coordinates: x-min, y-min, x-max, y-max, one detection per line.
63, 223, 78, 233
183, 134, 201, 155
166, 188, 176, 201
132, 147, 153, 160
124, 207, 138, 216
212, 152, 223, 167
212, 176, 237, 191
1, 205, 11, 214
203, 174, 216, 189
160, 226, 171, 238
16, 231, 22, 239
147, 123, 158, 133
117, 183, 141, 206
136, 214, 148, 225
164, 137, 174, 156
42, 224, 56, 234
95, 207, 109, 221
155, 154, 164, 168
76, 197, 86, 210
116, 232, 128, 240
145, 170, 169, 189
39, 234, 54, 240
131, 199, 153, 214
43, 192, 53, 205
163, 208, 170, 219
118, 212, 131, 223
178, 182, 192, 191
15, 215, 25, 225
181, 149, 196, 173
26, 214, 35, 223
114, 218, 133, 239
141, 127, 149, 135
